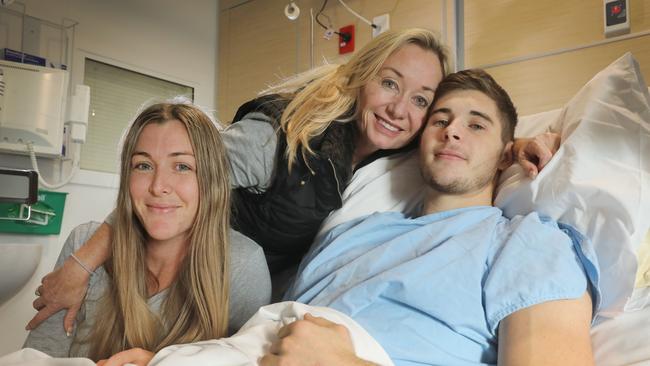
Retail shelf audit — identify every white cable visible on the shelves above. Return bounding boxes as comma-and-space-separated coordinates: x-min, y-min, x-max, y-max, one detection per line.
337, 0, 375, 28
27, 142, 80, 189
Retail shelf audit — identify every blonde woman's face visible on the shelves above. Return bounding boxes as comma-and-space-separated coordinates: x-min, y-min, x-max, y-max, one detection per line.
356, 44, 443, 157
129, 120, 199, 245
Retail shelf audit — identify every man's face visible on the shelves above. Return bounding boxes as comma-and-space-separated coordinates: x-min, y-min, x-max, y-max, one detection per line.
419, 89, 512, 195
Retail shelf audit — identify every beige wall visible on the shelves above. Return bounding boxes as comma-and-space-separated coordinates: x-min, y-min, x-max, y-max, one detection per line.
217, 0, 448, 122
217, 0, 650, 119
465, 0, 650, 115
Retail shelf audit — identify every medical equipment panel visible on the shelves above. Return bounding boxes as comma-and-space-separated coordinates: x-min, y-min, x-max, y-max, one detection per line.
0, 59, 69, 156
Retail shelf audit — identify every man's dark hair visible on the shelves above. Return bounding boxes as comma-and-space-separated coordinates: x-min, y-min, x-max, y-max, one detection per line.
431, 69, 517, 143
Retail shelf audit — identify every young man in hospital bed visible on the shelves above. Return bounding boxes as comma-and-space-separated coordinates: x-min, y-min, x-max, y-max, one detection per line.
96, 68, 600, 366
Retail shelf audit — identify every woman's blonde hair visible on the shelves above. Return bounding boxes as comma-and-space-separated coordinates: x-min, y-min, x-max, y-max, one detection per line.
265, 28, 448, 168
86, 100, 230, 360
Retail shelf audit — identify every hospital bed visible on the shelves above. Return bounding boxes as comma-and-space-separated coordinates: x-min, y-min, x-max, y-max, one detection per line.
317, 52, 650, 365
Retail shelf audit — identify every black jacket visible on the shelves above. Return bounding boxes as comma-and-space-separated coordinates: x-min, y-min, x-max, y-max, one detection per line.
230, 95, 356, 274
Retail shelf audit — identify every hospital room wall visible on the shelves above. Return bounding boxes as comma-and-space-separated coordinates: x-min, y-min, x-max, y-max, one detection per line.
216, 0, 453, 123
217, 0, 650, 118
464, 0, 650, 115
0, 0, 218, 355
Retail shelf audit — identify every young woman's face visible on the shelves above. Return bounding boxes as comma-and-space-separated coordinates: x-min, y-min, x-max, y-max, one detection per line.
356, 44, 443, 157
129, 120, 199, 245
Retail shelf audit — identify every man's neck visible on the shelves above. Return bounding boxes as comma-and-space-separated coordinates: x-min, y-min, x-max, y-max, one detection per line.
421, 184, 495, 216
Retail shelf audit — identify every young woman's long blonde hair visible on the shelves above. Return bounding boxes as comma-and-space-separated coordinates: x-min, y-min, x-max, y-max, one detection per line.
265, 28, 449, 168
86, 101, 231, 360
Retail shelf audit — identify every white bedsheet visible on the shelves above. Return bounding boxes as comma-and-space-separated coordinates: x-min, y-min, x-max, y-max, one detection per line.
592, 288, 650, 366
150, 301, 392, 366
0, 302, 393, 366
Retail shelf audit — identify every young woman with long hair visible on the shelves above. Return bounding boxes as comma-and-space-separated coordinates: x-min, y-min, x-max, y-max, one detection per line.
24, 101, 270, 361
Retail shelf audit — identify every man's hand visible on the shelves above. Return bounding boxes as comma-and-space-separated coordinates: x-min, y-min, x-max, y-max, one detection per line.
26, 257, 90, 334
513, 132, 561, 178
260, 313, 375, 366
96, 347, 154, 366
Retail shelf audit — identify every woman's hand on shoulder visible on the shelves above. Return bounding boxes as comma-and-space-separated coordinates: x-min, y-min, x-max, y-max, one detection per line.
513, 132, 561, 178
96, 348, 154, 366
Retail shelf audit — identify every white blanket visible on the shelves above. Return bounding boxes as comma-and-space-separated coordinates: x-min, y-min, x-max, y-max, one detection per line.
592, 295, 650, 366
0, 302, 393, 366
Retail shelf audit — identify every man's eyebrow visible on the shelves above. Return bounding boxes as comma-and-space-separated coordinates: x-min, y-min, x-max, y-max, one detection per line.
431, 108, 494, 124
431, 107, 451, 115
381, 67, 436, 93
470, 110, 494, 124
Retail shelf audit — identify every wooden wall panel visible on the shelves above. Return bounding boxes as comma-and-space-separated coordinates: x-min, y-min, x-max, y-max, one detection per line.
217, 0, 301, 122
465, 0, 650, 68
217, 0, 446, 122
219, 0, 650, 120
486, 36, 650, 115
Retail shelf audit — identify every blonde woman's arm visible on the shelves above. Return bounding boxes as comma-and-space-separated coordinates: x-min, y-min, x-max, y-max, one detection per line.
27, 220, 111, 335
24, 222, 104, 356
512, 132, 561, 178
221, 113, 277, 192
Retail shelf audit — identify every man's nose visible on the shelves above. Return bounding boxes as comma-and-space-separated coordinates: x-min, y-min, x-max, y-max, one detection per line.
444, 122, 461, 141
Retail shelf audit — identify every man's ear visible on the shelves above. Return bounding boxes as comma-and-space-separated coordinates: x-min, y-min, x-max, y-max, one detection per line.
498, 141, 514, 171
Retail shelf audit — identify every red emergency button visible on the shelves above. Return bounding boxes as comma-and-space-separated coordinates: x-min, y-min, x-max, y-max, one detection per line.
611, 5, 622, 15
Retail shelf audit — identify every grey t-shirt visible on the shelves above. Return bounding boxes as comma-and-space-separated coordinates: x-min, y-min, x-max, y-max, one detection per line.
24, 222, 271, 357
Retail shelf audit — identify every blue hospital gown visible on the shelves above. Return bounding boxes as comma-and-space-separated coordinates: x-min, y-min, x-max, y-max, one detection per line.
285, 206, 600, 366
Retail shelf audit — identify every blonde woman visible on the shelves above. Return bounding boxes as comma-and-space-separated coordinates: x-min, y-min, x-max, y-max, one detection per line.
29, 29, 558, 333
23, 101, 271, 361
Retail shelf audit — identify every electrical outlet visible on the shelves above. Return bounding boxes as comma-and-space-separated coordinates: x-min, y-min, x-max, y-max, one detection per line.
372, 13, 390, 38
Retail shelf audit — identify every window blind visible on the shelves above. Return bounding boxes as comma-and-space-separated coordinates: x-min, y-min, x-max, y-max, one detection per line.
81, 59, 193, 173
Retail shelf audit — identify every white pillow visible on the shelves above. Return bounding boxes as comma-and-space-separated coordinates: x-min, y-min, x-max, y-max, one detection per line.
317, 52, 650, 320
318, 150, 424, 236
495, 52, 650, 319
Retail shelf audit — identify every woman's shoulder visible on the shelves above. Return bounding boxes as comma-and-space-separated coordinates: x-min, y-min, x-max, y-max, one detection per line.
228, 228, 265, 264
226, 229, 271, 332
65, 222, 103, 249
